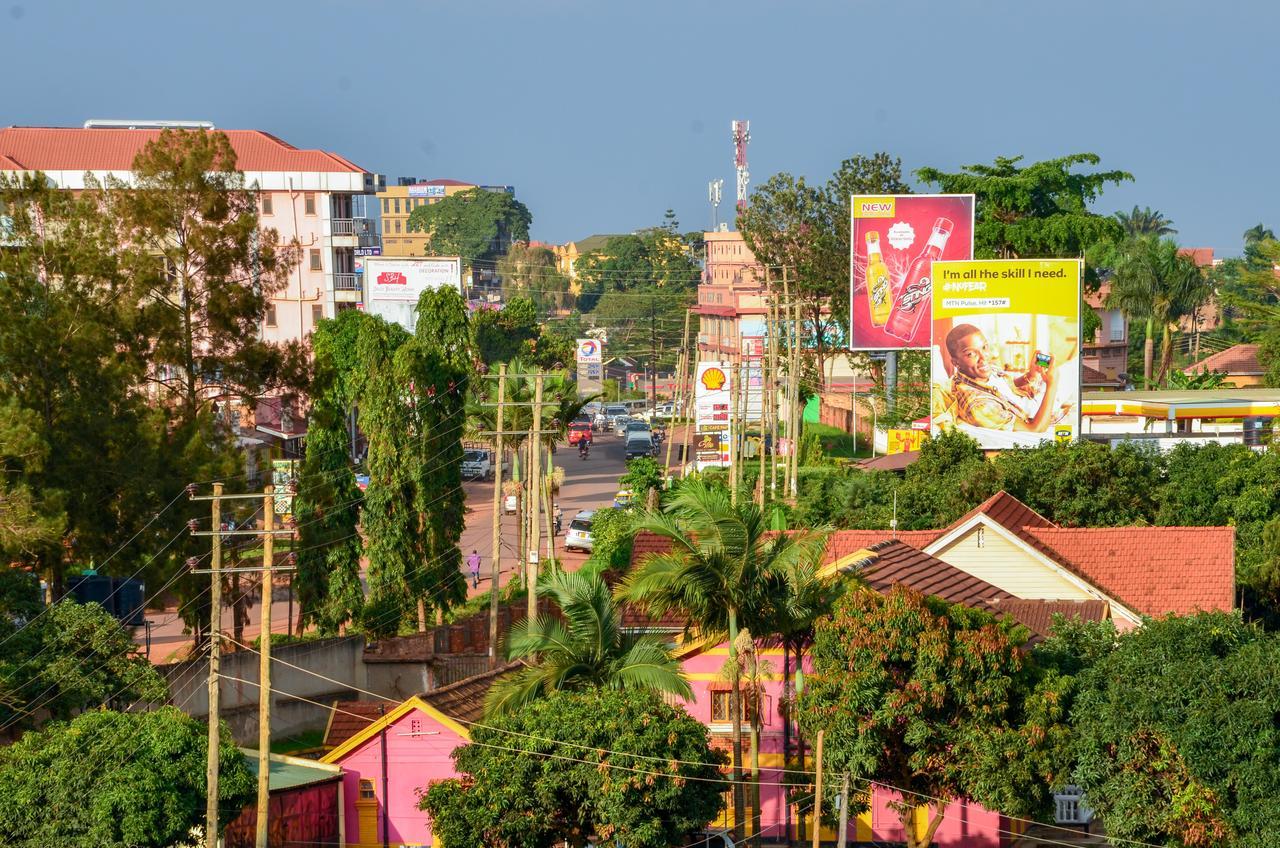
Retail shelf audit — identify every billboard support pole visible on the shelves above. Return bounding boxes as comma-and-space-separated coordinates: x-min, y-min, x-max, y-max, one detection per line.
885, 350, 898, 417
488, 364, 506, 670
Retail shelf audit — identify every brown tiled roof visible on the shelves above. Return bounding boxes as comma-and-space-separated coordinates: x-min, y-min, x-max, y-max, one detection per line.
1178, 247, 1215, 268
857, 451, 920, 471
990, 598, 1108, 643
1184, 343, 1263, 377
841, 540, 1012, 611
823, 529, 941, 563
1024, 526, 1235, 617
421, 663, 521, 725
1082, 364, 1124, 388
0, 126, 365, 173
322, 699, 394, 750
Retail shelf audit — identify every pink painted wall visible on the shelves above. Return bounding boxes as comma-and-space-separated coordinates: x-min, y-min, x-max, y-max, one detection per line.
259, 189, 330, 347
332, 707, 465, 847
679, 643, 1008, 847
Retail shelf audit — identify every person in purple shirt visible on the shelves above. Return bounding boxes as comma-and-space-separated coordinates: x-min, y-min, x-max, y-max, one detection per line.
467, 549, 482, 588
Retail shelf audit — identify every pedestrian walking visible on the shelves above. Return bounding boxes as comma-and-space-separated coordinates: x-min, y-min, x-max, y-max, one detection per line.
467, 549, 482, 588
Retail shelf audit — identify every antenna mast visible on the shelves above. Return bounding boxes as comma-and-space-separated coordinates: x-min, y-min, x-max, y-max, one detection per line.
732, 120, 750, 218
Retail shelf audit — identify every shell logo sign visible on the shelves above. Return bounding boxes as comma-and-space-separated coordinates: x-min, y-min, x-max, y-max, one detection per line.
700, 367, 726, 391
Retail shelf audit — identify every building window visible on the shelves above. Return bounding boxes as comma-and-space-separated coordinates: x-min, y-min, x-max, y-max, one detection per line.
383, 219, 390, 234
709, 689, 757, 724
359, 779, 376, 800
381, 198, 389, 214
395, 220, 401, 233
309, 249, 322, 271
311, 304, 324, 326
304, 192, 316, 215
261, 194, 272, 215
265, 305, 277, 327
394, 198, 401, 214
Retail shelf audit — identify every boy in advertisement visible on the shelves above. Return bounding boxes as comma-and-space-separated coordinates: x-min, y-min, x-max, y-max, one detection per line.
944, 323, 1062, 433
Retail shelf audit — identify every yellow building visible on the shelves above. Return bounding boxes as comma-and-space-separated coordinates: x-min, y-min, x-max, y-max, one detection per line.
376, 179, 476, 257
551, 233, 625, 293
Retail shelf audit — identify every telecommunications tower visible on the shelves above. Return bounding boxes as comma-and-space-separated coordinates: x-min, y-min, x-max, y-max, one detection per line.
731, 120, 750, 215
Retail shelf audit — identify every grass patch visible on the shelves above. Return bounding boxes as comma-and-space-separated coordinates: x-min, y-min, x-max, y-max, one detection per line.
804, 422, 869, 460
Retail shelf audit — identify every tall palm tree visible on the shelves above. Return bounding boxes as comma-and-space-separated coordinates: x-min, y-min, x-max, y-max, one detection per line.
485, 569, 691, 717
1114, 205, 1177, 237
1106, 237, 1210, 386
617, 480, 828, 844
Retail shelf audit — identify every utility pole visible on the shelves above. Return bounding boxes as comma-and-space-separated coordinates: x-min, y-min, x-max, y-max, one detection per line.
488, 364, 506, 670
811, 729, 825, 848
650, 298, 658, 412
186, 484, 295, 848
204, 483, 223, 848
786, 270, 802, 502
666, 308, 691, 477
836, 771, 850, 848
729, 360, 740, 505
527, 376, 543, 624
256, 485, 275, 848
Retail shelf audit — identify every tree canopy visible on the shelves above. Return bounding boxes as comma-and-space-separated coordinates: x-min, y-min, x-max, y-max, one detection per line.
0, 706, 254, 848
421, 688, 726, 848
407, 187, 532, 265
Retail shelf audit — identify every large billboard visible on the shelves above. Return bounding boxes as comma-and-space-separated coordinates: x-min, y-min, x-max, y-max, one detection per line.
361, 256, 462, 332
576, 338, 604, 397
850, 194, 975, 350
929, 259, 1082, 449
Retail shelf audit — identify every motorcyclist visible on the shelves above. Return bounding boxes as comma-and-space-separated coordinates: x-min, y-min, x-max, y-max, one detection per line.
579, 439, 589, 459
553, 503, 564, 534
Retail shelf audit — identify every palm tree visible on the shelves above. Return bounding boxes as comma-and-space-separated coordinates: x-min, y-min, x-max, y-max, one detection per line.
1106, 237, 1210, 386
617, 480, 828, 844
485, 569, 691, 717
1114, 205, 1176, 237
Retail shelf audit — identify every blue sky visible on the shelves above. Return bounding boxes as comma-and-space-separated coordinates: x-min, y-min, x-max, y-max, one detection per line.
4, 0, 1274, 255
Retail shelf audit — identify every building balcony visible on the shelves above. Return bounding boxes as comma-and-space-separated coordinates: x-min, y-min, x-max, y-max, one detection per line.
333, 272, 360, 291
331, 218, 356, 236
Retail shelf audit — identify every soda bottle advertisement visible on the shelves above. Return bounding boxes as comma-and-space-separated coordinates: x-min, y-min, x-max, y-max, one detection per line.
849, 194, 974, 350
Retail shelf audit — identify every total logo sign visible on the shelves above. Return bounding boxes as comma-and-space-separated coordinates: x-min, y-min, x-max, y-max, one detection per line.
575, 338, 602, 364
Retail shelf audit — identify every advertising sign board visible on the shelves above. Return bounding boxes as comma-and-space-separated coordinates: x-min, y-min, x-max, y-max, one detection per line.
850, 194, 975, 350
362, 256, 462, 332
695, 362, 731, 433
886, 429, 924, 455
408, 184, 447, 198
929, 259, 1082, 449
576, 338, 603, 364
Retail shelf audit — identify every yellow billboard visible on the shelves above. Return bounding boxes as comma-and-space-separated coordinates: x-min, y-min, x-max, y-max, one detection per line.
886, 429, 925, 455
929, 259, 1081, 449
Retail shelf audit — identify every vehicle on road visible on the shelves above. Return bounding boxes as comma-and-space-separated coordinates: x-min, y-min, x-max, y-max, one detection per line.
612, 489, 634, 509
567, 422, 593, 446
603, 404, 628, 427
624, 419, 651, 435
578, 440, 590, 460
565, 510, 595, 552
625, 432, 656, 460
592, 411, 607, 431
612, 415, 634, 437
654, 401, 676, 420
462, 449, 494, 480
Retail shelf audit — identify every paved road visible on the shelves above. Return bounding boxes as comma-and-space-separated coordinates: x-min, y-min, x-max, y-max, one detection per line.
138, 429, 647, 663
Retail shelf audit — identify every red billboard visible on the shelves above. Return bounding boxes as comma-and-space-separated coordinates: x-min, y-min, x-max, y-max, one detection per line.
849, 194, 974, 350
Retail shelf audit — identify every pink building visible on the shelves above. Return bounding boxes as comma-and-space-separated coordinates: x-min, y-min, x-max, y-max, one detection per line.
697, 229, 768, 363
0, 120, 378, 346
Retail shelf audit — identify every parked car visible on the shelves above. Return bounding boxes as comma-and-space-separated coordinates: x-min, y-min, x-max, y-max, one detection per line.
567, 422, 593, 446
612, 415, 634, 437
461, 449, 494, 480
565, 510, 595, 553
654, 401, 676, 420
603, 404, 628, 427
625, 432, 656, 460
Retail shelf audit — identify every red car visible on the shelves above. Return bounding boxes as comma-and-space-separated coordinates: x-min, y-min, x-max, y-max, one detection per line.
567, 422, 593, 446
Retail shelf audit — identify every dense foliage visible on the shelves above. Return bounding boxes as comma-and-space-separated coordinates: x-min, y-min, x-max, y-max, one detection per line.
0, 706, 254, 847
406, 187, 532, 265
422, 688, 726, 848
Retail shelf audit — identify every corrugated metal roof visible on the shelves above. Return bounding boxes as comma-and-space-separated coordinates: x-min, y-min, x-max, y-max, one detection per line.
238, 749, 342, 790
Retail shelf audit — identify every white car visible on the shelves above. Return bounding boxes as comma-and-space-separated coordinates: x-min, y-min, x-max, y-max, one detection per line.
565, 510, 595, 553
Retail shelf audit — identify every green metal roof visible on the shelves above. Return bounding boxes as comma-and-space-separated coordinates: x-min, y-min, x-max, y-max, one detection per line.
239, 749, 342, 791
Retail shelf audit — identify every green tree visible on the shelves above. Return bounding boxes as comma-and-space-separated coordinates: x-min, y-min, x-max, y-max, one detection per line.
1106, 236, 1210, 385
798, 585, 1030, 848
1115, 205, 1177, 237
1071, 612, 1280, 847
0, 176, 162, 593
0, 598, 167, 733
0, 706, 255, 847
618, 480, 827, 842
619, 456, 664, 505
294, 310, 368, 635
485, 570, 691, 716
472, 296, 540, 365
994, 440, 1162, 526
497, 243, 572, 311
422, 688, 726, 848
406, 187, 532, 265
1219, 238, 1280, 385
915, 153, 1131, 262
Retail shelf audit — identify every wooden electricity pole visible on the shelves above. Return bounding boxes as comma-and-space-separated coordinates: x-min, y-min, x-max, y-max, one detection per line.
488, 363, 506, 669
256, 485, 275, 848
768, 285, 780, 500
204, 483, 223, 848
811, 729, 825, 848
666, 308, 691, 476
526, 376, 543, 623
728, 360, 740, 505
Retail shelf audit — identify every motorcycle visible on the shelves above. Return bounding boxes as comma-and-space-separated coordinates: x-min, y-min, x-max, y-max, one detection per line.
553, 506, 564, 535
579, 442, 590, 460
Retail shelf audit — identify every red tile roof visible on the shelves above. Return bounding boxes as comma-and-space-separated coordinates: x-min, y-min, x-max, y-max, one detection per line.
842, 540, 1013, 611
990, 598, 1108, 643
1178, 247, 1215, 268
857, 451, 920, 472
0, 126, 365, 173
1082, 364, 1124, 388
1184, 343, 1263, 377
419, 178, 474, 186
322, 699, 394, 749
1024, 526, 1235, 617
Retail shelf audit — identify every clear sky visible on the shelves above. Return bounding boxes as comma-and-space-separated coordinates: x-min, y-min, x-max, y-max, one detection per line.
4, 0, 1275, 255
